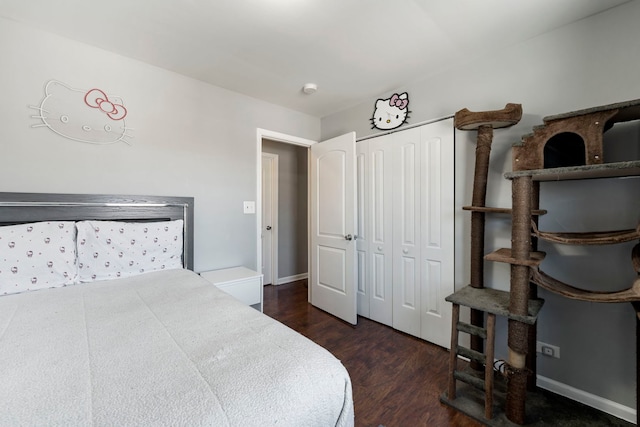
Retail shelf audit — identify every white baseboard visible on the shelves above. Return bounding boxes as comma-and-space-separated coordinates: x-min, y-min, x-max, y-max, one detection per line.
276, 273, 308, 285
536, 375, 636, 424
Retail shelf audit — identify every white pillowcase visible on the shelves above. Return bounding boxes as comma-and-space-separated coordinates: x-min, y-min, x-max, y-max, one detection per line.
0, 221, 77, 295
76, 220, 183, 282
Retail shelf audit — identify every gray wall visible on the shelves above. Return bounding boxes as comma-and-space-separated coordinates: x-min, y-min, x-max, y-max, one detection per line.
262, 139, 308, 280
322, 1, 640, 412
0, 17, 320, 274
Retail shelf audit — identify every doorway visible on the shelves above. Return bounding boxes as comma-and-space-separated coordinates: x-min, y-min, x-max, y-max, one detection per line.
257, 129, 313, 288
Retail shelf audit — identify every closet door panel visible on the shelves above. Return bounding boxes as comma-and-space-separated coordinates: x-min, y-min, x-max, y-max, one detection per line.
392, 128, 421, 337
420, 119, 455, 348
356, 141, 370, 317
359, 119, 455, 344
368, 135, 393, 326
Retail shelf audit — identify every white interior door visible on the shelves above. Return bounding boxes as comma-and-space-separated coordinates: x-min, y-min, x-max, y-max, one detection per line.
310, 132, 357, 325
261, 153, 278, 285
420, 118, 455, 348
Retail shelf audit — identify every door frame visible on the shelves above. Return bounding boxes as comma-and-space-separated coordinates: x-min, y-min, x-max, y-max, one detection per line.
256, 129, 316, 295
261, 152, 279, 285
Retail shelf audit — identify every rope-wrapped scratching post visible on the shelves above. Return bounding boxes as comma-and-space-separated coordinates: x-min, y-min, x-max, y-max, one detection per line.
506, 175, 533, 424
455, 103, 522, 369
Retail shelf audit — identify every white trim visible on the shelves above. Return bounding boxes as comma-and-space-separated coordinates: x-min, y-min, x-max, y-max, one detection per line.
307, 149, 312, 304
256, 128, 316, 283
536, 375, 636, 424
258, 129, 317, 147
277, 273, 308, 285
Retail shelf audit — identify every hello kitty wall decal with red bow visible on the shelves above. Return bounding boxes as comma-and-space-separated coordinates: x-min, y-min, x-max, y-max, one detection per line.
371, 92, 410, 130
30, 80, 133, 145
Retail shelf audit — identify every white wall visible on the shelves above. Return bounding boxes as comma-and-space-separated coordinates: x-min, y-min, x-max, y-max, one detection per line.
322, 1, 640, 416
0, 17, 320, 273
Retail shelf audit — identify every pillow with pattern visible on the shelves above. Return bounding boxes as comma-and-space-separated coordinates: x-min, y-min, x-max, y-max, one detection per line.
0, 221, 77, 295
76, 220, 183, 282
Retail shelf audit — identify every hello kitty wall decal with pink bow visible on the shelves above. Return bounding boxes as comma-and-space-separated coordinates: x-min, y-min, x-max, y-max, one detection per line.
30, 80, 133, 145
84, 88, 128, 121
371, 92, 410, 130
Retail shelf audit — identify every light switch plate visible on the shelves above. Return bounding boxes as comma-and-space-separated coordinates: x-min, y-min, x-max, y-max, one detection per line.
243, 201, 255, 214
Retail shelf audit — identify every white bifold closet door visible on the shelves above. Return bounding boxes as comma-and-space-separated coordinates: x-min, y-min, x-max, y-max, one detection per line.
356, 118, 454, 348
392, 126, 422, 337
357, 133, 394, 326
356, 141, 370, 318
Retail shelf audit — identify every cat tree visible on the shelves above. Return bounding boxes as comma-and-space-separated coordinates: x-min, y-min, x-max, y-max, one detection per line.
443, 99, 640, 426
441, 103, 546, 423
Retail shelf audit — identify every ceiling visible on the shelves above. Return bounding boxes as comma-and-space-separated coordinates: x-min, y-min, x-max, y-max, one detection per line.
0, 0, 632, 117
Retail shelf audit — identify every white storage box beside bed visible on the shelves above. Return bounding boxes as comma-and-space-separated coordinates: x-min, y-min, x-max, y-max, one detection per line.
0, 193, 354, 427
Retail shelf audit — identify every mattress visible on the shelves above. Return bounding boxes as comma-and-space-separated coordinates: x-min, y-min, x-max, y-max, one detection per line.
0, 269, 354, 426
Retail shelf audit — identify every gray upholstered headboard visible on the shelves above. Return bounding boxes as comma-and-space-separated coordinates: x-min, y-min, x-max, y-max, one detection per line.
0, 192, 194, 270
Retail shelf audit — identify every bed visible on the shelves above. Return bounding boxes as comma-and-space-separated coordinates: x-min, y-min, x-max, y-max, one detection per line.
0, 192, 354, 427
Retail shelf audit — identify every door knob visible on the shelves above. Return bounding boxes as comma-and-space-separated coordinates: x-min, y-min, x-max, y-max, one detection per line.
345, 234, 353, 241
266, 226, 272, 230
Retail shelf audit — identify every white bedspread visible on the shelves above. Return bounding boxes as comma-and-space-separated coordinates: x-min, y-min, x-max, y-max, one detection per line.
0, 269, 354, 427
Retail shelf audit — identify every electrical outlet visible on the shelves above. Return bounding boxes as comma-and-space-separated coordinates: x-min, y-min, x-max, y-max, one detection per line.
536, 341, 560, 359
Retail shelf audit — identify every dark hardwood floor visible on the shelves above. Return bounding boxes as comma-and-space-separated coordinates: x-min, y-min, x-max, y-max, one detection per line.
263, 280, 482, 427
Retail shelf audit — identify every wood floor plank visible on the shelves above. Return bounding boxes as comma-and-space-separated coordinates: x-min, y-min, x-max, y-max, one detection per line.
263, 280, 482, 427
